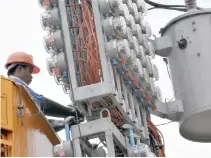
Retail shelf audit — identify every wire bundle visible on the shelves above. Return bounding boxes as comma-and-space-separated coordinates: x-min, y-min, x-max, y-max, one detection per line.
147, 119, 166, 157
72, 0, 101, 86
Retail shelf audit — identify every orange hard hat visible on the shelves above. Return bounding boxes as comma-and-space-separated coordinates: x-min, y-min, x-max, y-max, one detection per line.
5, 51, 40, 74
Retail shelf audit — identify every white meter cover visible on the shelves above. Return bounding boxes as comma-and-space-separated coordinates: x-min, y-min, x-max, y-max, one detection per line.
43, 30, 64, 52
156, 86, 162, 101
106, 40, 118, 59
136, 24, 144, 45
126, 27, 134, 48
103, 17, 114, 37
132, 36, 140, 57
117, 39, 131, 58
146, 56, 153, 76
109, 0, 124, 15
126, 49, 136, 69
135, 59, 144, 77
98, 0, 123, 15
139, 46, 147, 67
98, 0, 111, 15
40, 8, 60, 32
136, 0, 147, 14
113, 16, 127, 38
129, 15, 137, 36
46, 56, 55, 76
143, 35, 149, 51
152, 64, 159, 81
125, 0, 133, 14
122, 4, 131, 26
148, 42, 155, 59
139, 17, 146, 33
132, 3, 140, 23
38, 0, 57, 8
54, 52, 67, 72
103, 16, 127, 38
143, 68, 150, 83
145, 20, 152, 37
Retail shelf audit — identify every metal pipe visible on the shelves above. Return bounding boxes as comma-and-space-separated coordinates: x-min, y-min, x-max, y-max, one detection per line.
185, 0, 197, 11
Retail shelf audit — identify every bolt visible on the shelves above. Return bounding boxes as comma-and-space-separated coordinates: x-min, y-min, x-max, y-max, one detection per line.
197, 52, 200, 56
193, 28, 196, 31
192, 21, 196, 25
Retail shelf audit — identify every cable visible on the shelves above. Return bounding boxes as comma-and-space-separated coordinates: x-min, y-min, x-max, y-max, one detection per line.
148, 6, 187, 12
145, 0, 186, 8
155, 120, 174, 126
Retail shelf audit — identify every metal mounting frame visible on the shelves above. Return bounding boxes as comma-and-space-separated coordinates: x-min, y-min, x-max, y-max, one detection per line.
71, 118, 127, 157
58, 0, 149, 144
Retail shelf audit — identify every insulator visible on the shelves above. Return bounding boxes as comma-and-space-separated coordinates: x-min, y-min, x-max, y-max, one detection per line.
43, 30, 64, 52
40, 8, 60, 32
103, 16, 127, 38
122, 4, 131, 26
156, 86, 163, 101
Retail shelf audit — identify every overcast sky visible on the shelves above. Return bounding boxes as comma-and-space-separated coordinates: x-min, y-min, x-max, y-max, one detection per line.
0, 0, 211, 157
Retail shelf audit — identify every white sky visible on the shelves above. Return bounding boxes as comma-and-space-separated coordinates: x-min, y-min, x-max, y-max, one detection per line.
0, 0, 211, 157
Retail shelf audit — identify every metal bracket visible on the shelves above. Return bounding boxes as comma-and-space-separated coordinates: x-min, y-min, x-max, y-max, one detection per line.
152, 36, 173, 57
152, 100, 184, 121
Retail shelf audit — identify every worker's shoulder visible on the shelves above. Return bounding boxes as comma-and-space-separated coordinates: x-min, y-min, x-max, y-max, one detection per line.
0, 75, 24, 87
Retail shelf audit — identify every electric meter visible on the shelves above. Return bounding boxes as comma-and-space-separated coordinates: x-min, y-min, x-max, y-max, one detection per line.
40, 8, 60, 32
38, 0, 57, 8
98, 0, 124, 16
43, 30, 64, 52
107, 39, 131, 59
103, 16, 127, 38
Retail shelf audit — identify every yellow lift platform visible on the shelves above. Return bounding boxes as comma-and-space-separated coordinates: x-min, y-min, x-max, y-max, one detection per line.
1, 75, 61, 156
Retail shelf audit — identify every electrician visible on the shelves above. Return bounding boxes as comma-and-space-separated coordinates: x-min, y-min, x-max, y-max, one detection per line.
4, 51, 45, 108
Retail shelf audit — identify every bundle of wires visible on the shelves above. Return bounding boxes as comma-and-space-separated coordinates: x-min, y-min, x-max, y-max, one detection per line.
147, 119, 166, 157
145, 0, 202, 12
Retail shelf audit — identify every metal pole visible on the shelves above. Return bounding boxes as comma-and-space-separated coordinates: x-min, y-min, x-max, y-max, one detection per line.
185, 0, 197, 11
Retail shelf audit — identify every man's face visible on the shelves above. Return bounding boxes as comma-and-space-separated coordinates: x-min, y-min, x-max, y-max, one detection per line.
18, 65, 33, 85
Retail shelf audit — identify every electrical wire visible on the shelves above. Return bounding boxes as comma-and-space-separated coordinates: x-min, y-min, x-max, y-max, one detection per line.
155, 120, 174, 126
147, 119, 165, 157
145, 0, 203, 12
